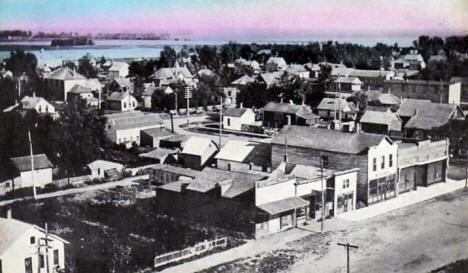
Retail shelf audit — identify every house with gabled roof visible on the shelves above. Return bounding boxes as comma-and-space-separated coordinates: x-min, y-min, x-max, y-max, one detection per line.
9, 154, 54, 190
334, 77, 363, 92
151, 63, 197, 87
142, 84, 173, 109
215, 140, 271, 173
266, 57, 288, 72
231, 74, 256, 86
180, 137, 219, 170
222, 107, 256, 131
0, 217, 69, 273
108, 61, 129, 78
108, 78, 134, 93
360, 109, 402, 135
106, 91, 138, 112
104, 111, 165, 148
262, 101, 318, 128
316, 98, 358, 121
44, 66, 87, 101
271, 126, 398, 205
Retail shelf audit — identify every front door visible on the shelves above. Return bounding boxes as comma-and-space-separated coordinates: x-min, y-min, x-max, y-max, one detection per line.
25, 257, 32, 273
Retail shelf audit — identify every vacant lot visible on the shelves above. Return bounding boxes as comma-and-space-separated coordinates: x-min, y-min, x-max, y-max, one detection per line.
203, 190, 468, 273
9, 185, 243, 273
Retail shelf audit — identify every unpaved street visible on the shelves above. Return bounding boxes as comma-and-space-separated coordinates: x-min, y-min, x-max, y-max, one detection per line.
202, 190, 468, 273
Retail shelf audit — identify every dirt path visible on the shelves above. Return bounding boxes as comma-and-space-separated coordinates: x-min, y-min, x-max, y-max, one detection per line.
0, 175, 148, 206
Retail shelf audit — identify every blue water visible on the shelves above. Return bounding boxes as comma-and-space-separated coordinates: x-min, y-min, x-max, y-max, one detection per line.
0, 37, 415, 67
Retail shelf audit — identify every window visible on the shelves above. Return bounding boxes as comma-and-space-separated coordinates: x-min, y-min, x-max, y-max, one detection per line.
389, 154, 393, 167
0, 259, 2, 273
373, 158, 377, 172
381, 156, 385, 169
227, 163, 231, 171
123, 102, 127, 108
25, 257, 32, 273
227, 118, 231, 126
343, 179, 350, 189
54, 249, 59, 265
39, 254, 45, 268
321, 156, 329, 167
30, 236, 35, 245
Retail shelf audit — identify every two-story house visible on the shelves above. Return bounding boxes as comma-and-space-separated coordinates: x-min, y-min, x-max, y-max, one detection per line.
0, 217, 68, 273
262, 101, 318, 128
271, 126, 398, 205
44, 67, 87, 101
265, 57, 288, 72
108, 61, 129, 79
334, 77, 363, 92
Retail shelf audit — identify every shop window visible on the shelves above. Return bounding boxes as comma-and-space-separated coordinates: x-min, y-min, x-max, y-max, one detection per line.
369, 180, 378, 195
39, 254, 45, 268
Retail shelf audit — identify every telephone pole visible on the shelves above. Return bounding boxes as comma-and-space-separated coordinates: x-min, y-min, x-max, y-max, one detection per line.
219, 96, 223, 148
28, 131, 37, 200
337, 242, 359, 273
184, 87, 192, 127
320, 156, 325, 234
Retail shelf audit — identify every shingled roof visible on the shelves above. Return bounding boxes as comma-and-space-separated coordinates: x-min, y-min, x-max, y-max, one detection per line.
105, 111, 164, 131
396, 99, 463, 119
360, 110, 402, 131
223, 108, 250, 117
45, 66, 85, 80
215, 140, 270, 166
262, 102, 307, 115
186, 167, 265, 198
10, 153, 54, 172
271, 126, 391, 154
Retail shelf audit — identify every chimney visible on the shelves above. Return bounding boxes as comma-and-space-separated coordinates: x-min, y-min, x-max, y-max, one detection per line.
240, 102, 243, 108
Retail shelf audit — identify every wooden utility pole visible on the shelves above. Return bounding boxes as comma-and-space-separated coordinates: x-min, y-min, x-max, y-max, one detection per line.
337, 242, 359, 273
320, 157, 325, 234
465, 165, 467, 191
28, 131, 37, 200
219, 96, 223, 148
184, 87, 192, 127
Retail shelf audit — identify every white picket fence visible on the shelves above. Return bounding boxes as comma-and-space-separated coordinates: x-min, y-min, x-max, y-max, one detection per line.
154, 237, 227, 268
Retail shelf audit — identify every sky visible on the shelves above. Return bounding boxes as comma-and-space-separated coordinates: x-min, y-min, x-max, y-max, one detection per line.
0, 0, 467, 39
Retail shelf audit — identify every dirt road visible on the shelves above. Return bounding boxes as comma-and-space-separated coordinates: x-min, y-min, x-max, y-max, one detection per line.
201, 189, 468, 273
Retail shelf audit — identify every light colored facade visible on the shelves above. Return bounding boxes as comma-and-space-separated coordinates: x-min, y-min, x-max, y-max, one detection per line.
104, 111, 165, 147
266, 57, 288, 72
44, 67, 87, 101
20, 96, 56, 115
106, 92, 138, 112
223, 108, 256, 131
0, 218, 68, 273
9, 154, 54, 190
87, 160, 125, 179
108, 62, 129, 78
383, 80, 461, 105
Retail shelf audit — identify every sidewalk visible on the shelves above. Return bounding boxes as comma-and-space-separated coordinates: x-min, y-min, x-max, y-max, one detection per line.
158, 228, 316, 273
338, 178, 467, 222
0, 174, 148, 206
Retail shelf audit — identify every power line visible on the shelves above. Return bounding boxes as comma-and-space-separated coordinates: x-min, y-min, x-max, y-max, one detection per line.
337, 242, 359, 273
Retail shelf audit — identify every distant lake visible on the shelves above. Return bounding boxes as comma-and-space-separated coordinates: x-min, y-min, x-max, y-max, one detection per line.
0, 37, 415, 67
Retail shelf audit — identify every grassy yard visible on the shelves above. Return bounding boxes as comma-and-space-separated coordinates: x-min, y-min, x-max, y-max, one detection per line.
9, 185, 243, 273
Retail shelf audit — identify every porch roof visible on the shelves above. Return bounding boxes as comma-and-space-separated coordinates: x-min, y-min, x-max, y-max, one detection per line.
257, 196, 309, 215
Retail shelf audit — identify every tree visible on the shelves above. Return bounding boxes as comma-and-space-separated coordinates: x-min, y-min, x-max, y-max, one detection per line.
5, 50, 38, 76
159, 46, 177, 68
55, 98, 107, 176
237, 82, 269, 109
78, 53, 98, 78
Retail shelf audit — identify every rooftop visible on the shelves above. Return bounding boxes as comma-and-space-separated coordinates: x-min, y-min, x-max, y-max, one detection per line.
105, 111, 164, 131
223, 108, 250, 117
271, 126, 391, 154
360, 110, 402, 131
45, 66, 85, 81
215, 140, 270, 166
181, 137, 218, 156
10, 153, 54, 172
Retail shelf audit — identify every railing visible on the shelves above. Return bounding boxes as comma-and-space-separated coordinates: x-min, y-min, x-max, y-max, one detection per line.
154, 237, 227, 268
53, 175, 92, 187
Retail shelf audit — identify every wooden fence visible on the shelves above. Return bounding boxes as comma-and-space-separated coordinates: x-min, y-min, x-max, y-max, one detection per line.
154, 237, 227, 268
53, 175, 92, 187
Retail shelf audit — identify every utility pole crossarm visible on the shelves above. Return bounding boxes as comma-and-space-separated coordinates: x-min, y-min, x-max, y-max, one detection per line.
337, 243, 359, 248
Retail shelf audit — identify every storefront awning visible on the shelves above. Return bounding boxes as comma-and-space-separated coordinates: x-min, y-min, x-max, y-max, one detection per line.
257, 196, 309, 215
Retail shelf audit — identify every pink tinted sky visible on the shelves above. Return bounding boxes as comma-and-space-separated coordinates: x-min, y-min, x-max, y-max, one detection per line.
0, 0, 467, 38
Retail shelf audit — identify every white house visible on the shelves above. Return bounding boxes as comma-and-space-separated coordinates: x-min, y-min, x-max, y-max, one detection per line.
0, 217, 68, 273
106, 91, 138, 112
108, 61, 129, 78
16, 95, 56, 117
87, 160, 124, 179
223, 107, 256, 131
104, 111, 165, 148
180, 137, 219, 170
44, 66, 87, 101
266, 57, 288, 72
334, 77, 363, 92
9, 154, 54, 190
